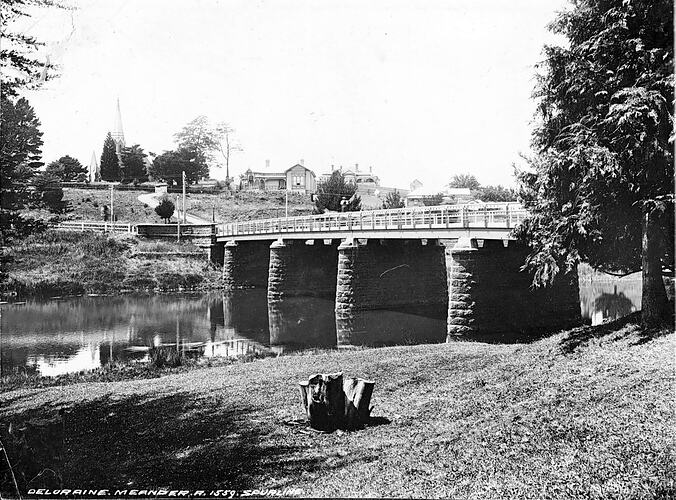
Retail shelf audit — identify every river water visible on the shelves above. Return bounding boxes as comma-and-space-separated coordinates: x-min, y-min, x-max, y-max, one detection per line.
0, 275, 643, 376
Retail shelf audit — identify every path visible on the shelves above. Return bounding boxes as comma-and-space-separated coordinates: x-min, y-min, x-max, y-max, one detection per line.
138, 192, 211, 225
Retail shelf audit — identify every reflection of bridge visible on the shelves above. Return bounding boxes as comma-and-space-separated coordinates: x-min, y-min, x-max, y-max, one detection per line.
216, 203, 527, 241
212, 203, 582, 345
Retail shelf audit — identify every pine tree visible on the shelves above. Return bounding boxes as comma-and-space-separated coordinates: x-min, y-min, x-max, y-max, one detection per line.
100, 132, 120, 181
313, 171, 361, 213
120, 144, 148, 183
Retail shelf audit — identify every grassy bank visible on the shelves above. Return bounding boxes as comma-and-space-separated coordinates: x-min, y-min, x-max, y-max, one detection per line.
1, 230, 222, 298
0, 316, 673, 498
24, 189, 314, 224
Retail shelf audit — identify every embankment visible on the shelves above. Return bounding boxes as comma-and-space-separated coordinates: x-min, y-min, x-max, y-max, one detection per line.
0, 230, 222, 298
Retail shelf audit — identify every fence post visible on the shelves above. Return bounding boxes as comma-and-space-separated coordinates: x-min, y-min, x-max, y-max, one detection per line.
484, 206, 488, 228
505, 204, 510, 228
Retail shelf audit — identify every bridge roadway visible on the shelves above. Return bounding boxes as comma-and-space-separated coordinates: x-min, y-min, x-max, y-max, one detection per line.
216, 202, 527, 242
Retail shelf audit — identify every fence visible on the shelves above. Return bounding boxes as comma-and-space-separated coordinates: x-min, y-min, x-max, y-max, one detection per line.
55, 221, 136, 234
218, 202, 528, 237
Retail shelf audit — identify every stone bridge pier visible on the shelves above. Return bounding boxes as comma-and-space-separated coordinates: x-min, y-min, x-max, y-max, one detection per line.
222, 240, 271, 288
445, 237, 581, 341
335, 238, 448, 346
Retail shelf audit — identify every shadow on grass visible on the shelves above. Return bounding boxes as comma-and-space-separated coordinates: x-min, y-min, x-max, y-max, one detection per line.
0, 390, 364, 496
557, 310, 674, 354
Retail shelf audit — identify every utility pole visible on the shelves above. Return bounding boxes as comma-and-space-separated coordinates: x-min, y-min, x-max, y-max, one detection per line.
182, 171, 187, 224
176, 194, 181, 243
285, 188, 289, 219
110, 184, 114, 234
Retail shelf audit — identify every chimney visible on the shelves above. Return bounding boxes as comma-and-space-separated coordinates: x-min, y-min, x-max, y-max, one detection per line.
369, 166, 372, 174
331, 164, 335, 172
355, 163, 359, 172
265, 159, 270, 169
300, 159, 304, 166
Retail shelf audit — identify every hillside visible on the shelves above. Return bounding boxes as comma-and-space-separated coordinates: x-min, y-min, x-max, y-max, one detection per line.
25, 188, 315, 224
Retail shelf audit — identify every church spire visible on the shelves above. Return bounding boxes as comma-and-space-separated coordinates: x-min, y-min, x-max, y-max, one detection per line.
112, 98, 125, 153
89, 150, 100, 182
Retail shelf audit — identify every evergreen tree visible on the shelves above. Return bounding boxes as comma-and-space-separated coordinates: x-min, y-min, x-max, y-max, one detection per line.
313, 171, 361, 213
154, 197, 175, 223
120, 144, 148, 183
516, 0, 673, 326
0, 95, 46, 240
100, 132, 120, 181
382, 190, 405, 209
45, 155, 87, 182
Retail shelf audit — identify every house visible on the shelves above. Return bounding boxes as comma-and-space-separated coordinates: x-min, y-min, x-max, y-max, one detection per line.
319, 164, 380, 186
240, 160, 317, 194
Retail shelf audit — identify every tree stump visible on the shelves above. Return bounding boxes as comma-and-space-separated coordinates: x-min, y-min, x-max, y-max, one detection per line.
299, 372, 375, 431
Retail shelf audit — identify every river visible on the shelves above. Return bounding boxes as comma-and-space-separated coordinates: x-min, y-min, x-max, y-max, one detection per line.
0, 274, 643, 376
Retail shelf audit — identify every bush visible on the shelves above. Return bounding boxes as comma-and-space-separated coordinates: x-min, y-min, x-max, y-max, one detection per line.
149, 346, 183, 368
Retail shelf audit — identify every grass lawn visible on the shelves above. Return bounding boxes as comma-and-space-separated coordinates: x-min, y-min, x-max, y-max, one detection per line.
1, 316, 673, 498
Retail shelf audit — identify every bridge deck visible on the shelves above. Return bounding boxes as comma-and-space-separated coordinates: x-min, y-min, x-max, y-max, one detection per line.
216, 203, 526, 242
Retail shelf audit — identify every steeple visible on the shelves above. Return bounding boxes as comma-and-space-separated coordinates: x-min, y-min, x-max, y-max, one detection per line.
89, 150, 100, 182
112, 98, 125, 154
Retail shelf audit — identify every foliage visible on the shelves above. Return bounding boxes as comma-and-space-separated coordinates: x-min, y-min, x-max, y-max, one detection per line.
148, 148, 209, 186
120, 144, 148, 184
149, 346, 184, 368
477, 185, 517, 202
313, 171, 361, 213
0, 0, 68, 96
44, 155, 87, 182
154, 197, 175, 223
421, 194, 444, 206
0, 95, 47, 242
382, 190, 405, 209
100, 132, 120, 182
174, 116, 241, 181
516, 0, 673, 324
31, 171, 68, 213
449, 173, 481, 191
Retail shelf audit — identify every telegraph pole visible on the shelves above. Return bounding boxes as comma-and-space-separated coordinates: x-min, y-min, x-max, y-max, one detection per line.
176, 194, 181, 243
182, 171, 187, 224
109, 184, 114, 234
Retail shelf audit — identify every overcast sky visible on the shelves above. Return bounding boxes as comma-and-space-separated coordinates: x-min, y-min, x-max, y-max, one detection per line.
19, 0, 568, 189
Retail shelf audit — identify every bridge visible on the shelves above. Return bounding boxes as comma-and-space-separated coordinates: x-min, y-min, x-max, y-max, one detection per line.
54, 203, 581, 344
212, 203, 581, 346
216, 203, 527, 241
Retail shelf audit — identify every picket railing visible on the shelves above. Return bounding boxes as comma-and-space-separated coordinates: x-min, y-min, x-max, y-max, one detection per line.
55, 221, 136, 234
218, 203, 527, 238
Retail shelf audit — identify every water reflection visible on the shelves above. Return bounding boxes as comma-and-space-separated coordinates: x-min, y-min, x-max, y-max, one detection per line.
0, 270, 654, 376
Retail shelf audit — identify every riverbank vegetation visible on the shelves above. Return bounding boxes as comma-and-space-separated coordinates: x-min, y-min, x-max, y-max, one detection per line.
0, 231, 221, 298
0, 314, 673, 498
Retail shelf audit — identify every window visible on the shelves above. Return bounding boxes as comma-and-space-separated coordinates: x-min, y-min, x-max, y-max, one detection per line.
293, 175, 304, 187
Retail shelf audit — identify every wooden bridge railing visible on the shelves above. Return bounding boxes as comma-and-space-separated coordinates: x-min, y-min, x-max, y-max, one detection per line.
217, 202, 527, 238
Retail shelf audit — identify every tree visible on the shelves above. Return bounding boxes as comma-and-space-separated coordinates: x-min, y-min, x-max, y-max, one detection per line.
313, 171, 361, 213
516, 0, 673, 327
100, 132, 121, 181
382, 190, 405, 209
154, 197, 175, 223
0, 95, 46, 241
477, 185, 517, 203
45, 155, 87, 182
32, 171, 68, 213
120, 144, 148, 184
449, 173, 481, 191
174, 116, 242, 183
148, 148, 209, 186
0, 0, 67, 96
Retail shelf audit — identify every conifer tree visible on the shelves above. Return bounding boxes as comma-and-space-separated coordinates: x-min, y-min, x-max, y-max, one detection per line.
100, 132, 120, 181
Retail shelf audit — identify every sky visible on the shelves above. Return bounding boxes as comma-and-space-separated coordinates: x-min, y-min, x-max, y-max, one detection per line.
17, 0, 568, 189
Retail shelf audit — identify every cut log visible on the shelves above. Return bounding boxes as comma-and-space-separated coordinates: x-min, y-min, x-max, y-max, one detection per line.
298, 372, 345, 431
299, 373, 375, 431
343, 377, 375, 429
